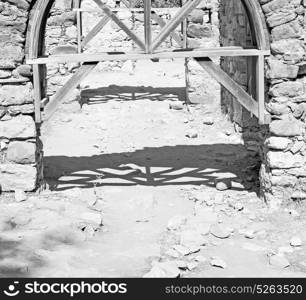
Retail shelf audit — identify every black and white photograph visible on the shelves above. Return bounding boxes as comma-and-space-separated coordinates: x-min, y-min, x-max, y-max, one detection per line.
0, 0, 305, 298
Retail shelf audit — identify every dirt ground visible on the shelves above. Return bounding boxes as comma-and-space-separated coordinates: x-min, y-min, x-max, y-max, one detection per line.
0, 59, 306, 277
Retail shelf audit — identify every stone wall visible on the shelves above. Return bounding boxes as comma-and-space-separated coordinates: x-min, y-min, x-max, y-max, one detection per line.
219, 0, 306, 207
1, 0, 306, 208
186, 0, 220, 105
0, 0, 38, 192
46, 0, 79, 97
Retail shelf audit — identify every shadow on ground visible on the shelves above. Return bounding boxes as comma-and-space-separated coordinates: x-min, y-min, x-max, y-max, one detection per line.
0, 237, 45, 277
44, 143, 259, 192
80, 85, 187, 105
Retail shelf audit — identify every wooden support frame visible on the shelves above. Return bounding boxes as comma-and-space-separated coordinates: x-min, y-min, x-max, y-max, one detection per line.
27, 0, 271, 125
93, 0, 146, 50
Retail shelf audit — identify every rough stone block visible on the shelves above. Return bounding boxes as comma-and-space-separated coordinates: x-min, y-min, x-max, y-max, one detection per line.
7, 141, 36, 164
269, 119, 304, 137
267, 151, 305, 169
0, 163, 37, 191
0, 115, 36, 139
0, 83, 33, 106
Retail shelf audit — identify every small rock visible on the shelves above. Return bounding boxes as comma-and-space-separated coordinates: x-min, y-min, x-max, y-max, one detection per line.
210, 257, 227, 269
176, 260, 188, 269
14, 189, 27, 202
203, 115, 214, 125
80, 212, 103, 228
187, 262, 198, 271
215, 179, 232, 191
144, 261, 180, 278
244, 230, 255, 239
165, 249, 180, 258
194, 255, 207, 263
186, 129, 198, 139
167, 215, 187, 231
83, 225, 96, 239
180, 229, 207, 248
210, 224, 231, 239
269, 254, 290, 269
169, 102, 184, 110
173, 245, 200, 256
290, 236, 303, 247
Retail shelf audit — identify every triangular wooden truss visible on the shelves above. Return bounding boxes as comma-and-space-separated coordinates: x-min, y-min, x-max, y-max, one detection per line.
28, 0, 270, 125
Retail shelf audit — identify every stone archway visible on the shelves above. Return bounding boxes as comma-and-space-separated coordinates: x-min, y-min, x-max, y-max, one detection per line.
0, 0, 305, 208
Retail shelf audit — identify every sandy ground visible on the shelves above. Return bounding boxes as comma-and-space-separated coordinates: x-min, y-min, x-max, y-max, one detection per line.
0, 60, 306, 277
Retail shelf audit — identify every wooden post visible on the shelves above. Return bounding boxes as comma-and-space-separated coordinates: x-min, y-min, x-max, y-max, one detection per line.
77, 10, 82, 53
144, 0, 152, 53
33, 64, 42, 123
256, 55, 265, 125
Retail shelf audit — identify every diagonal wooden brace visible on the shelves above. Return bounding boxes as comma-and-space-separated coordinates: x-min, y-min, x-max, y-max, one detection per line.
93, 0, 146, 50
44, 63, 97, 121
195, 57, 270, 124
151, 0, 201, 51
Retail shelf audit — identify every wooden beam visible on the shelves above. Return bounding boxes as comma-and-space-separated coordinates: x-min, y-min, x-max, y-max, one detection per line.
256, 55, 266, 124
151, 0, 201, 51
76, 10, 82, 53
195, 57, 270, 123
27, 48, 270, 65
44, 63, 96, 121
144, 0, 152, 53
151, 12, 183, 47
33, 64, 43, 123
82, 15, 111, 48
93, 0, 146, 50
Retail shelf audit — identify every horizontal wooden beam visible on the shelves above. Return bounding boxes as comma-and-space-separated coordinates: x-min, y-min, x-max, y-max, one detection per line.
27, 48, 270, 65
74, 8, 180, 13
195, 57, 270, 124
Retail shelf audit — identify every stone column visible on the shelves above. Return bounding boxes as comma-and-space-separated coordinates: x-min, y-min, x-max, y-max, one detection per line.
219, 0, 306, 208
0, 0, 38, 192
260, 0, 306, 207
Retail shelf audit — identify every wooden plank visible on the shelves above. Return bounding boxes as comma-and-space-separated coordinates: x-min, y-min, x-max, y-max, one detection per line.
33, 64, 42, 123
76, 10, 82, 53
151, 0, 202, 51
82, 15, 111, 48
144, 0, 152, 53
44, 63, 96, 121
93, 0, 146, 50
195, 57, 260, 119
151, 12, 183, 47
256, 55, 266, 124
27, 48, 271, 65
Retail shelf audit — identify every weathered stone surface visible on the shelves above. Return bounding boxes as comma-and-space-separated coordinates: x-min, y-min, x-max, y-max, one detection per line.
267, 151, 304, 169
0, 83, 33, 106
0, 163, 37, 191
7, 141, 36, 164
269, 254, 290, 269
187, 24, 212, 38
270, 81, 304, 98
267, 59, 299, 79
266, 11, 297, 28
0, 115, 36, 139
269, 119, 303, 137
265, 137, 291, 150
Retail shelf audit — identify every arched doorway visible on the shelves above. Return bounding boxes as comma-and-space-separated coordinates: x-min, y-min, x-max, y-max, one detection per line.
25, 0, 270, 125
